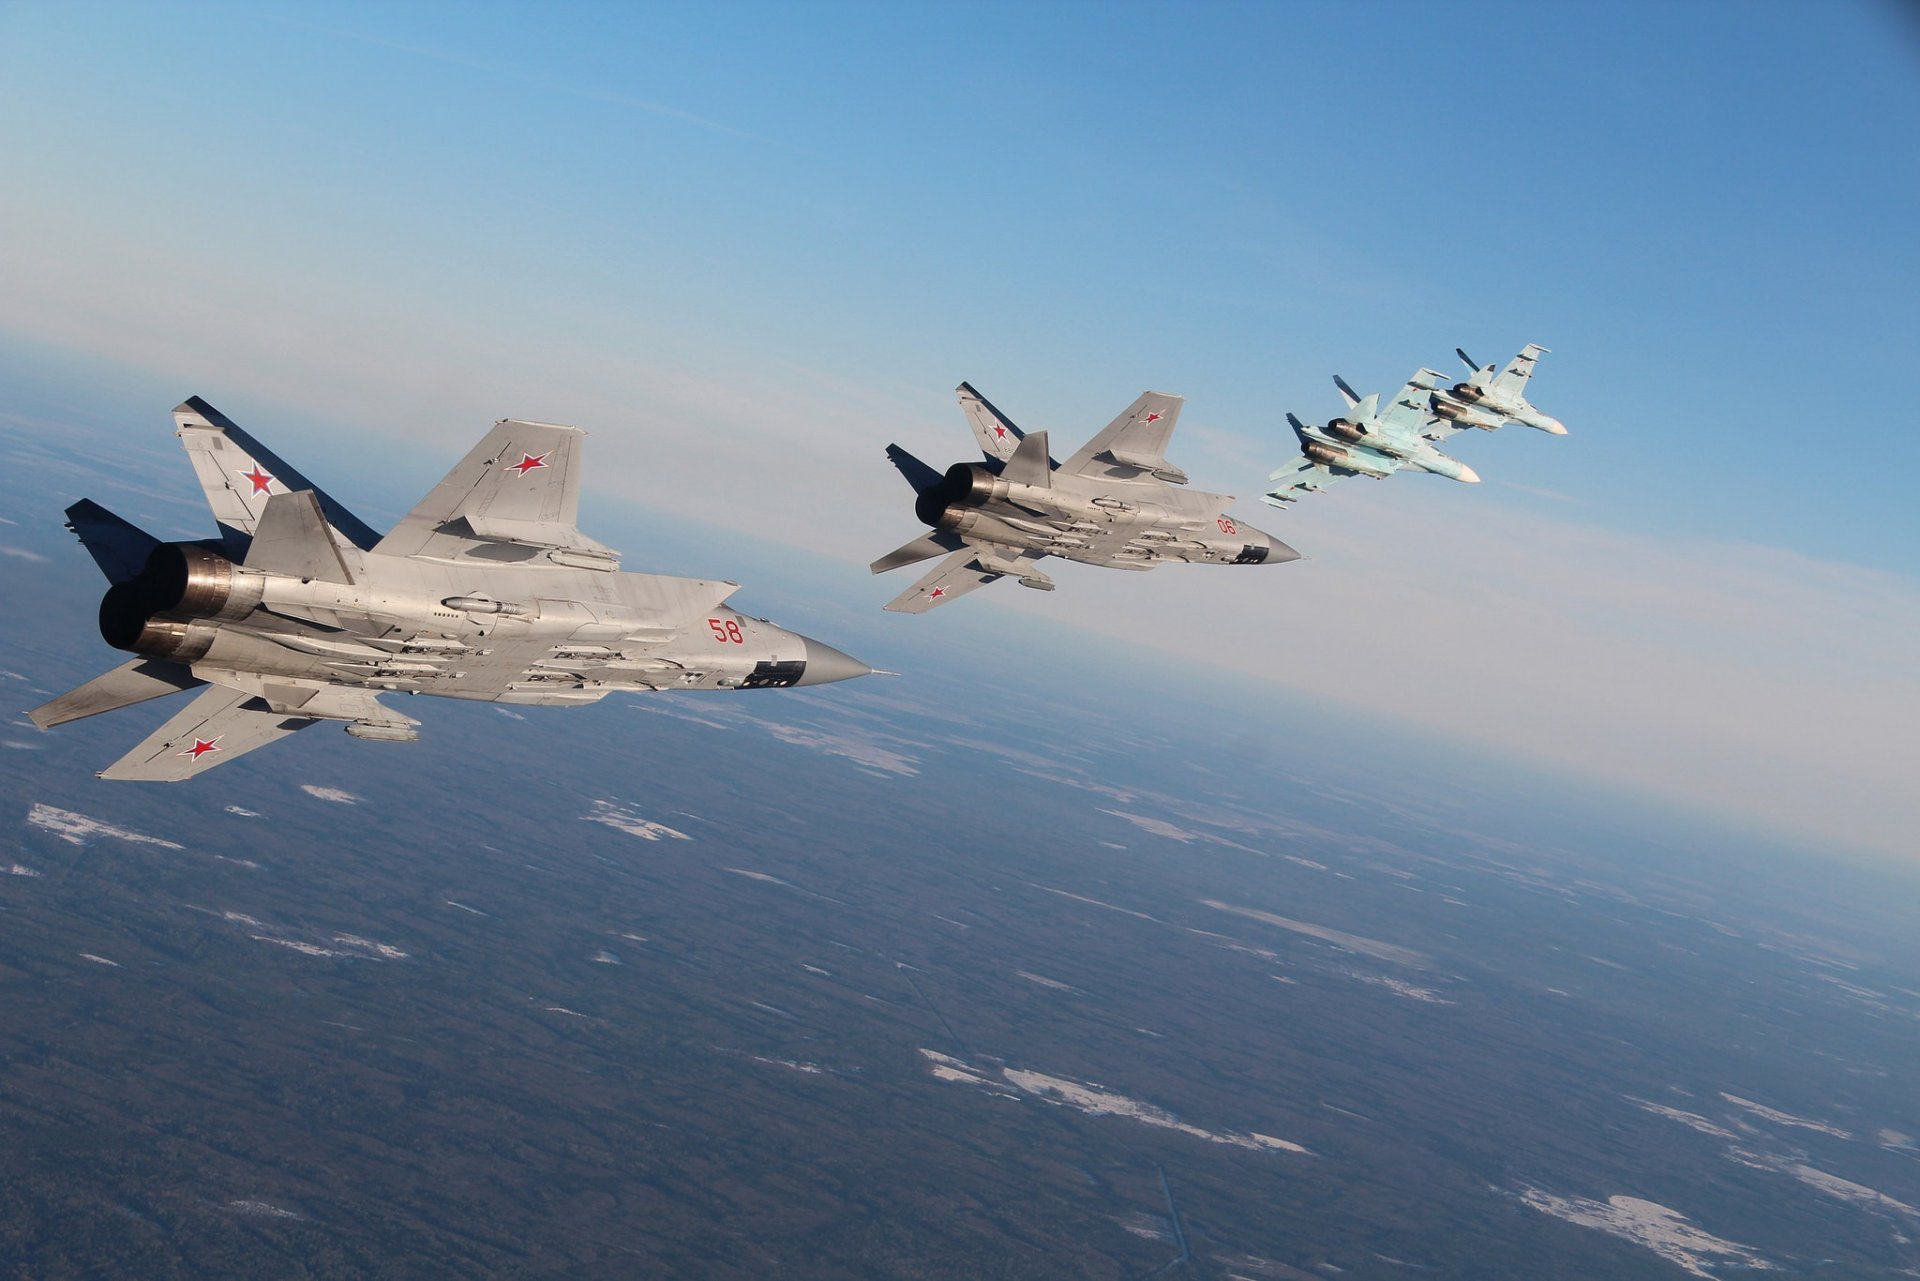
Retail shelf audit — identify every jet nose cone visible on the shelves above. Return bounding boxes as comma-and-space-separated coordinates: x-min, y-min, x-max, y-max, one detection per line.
1458, 463, 1482, 483
1262, 531, 1303, 565
1539, 416, 1568, 435
797, 637, 873, 686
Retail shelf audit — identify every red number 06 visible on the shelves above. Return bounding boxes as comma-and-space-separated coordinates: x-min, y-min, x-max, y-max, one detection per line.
708, 618, 744, 644
1217, 516, 1238, 535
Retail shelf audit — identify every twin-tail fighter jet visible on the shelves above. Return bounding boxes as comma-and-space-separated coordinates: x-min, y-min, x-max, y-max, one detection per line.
32, 399, 872, 780
1441, 343, 1567, 436
871, 383, 1299, 612
1264, 343, 1564, 508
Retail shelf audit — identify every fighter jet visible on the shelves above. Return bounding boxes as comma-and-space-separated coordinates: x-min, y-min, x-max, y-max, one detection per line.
873, 382, 1298, 612
31, 398, 872, 780
1440, 343, 1567, 435
1263, 370, 1484, 508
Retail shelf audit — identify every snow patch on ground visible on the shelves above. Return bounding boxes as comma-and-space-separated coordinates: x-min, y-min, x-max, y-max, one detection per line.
28, 804, 182, 849
332, 934, 408, 960
1201, 898, 1428, 968
1721, 1093, 1852, 1138
762, 722, 919, 775
78, 953, 119, 966
726, 867, 791, 885
6, 863, 41, 877
1017, 970, 1081, 994
1101, 809, 1201, 842
582, 800, 691, 841
591, 950, 620, 964
224, 805, 261, 818
1348, 972, 1455, 1005
1629, 1097, 1739, 1141
1516, 1188, 1774, 1278
1030, 882, 1159, 922
751, 1056, 825, 1075
251, 936, 342, 958
299, 785, 359, 804
919, 1049, 1310, 1155
1732, 1154, 1920, 1218
226, 1200, 302, 1219
445, 900, 489, 916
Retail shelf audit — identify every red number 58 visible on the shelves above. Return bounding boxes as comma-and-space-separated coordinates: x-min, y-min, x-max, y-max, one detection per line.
708, 618, 745, 644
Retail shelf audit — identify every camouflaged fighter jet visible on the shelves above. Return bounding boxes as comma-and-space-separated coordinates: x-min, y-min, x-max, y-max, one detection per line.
31, 398, 872, 780
1442, 343, 1567, 436
1264, 369, 1483, 508
872, 382, 1299, 612
1264, 344, 1565, 508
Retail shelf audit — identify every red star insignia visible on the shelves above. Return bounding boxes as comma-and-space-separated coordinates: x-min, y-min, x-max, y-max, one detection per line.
179, 737, 221, 760
1143, 412, 1162, 424
929, 587, 946, 599
510, 452, 549, 476
238, 465, 275, 496
993, 424, 1008, 439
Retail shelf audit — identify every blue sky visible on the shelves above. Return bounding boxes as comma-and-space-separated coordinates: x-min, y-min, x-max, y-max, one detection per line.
0, 2, 1916, 859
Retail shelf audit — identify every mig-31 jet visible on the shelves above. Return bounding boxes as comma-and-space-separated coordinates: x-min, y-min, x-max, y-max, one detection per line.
873, 382, 1299, 612
32, 398, 872, 780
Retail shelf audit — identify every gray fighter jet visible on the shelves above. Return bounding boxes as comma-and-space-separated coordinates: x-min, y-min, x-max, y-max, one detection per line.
32, 398, 872, 780
873, 383, 1298, 612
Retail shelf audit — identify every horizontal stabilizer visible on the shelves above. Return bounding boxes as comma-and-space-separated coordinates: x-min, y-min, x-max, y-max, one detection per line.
30, 659, 204, 729
999, 430, 1052, 487
65, 500, 160, 584
885, 444, 944, 495
870, 529, 964, 574
244, 490, 354, 585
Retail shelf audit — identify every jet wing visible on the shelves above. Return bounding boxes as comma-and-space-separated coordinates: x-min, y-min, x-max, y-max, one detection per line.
1492, 344, 1548, 400
1262, 456, 1350, 507
97, 682, 320, 781
882, 545, 1041, 613
373, 419, 617, 565
1377, 372, 1452, 443
1060, 392, 1187, 484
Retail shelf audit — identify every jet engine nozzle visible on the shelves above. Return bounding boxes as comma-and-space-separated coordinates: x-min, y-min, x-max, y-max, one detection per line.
98, 586, 216, 662
1449, 383, 1485, 404
96, 543, 264, 659
136, 544, 265, 622
915, 462, 1008, 527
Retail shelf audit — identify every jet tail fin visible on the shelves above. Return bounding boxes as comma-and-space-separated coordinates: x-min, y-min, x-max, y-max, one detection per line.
1286, 412, 1313, 444
65, 500, 160, 584
1332, 375, 1362, 409
30, 658, 204, 729
885, 444, 944, 495
244, 491, 355, 585
1456, 347, 1479, 372
173, 397, 382, 552
999, 430, 1052, 487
